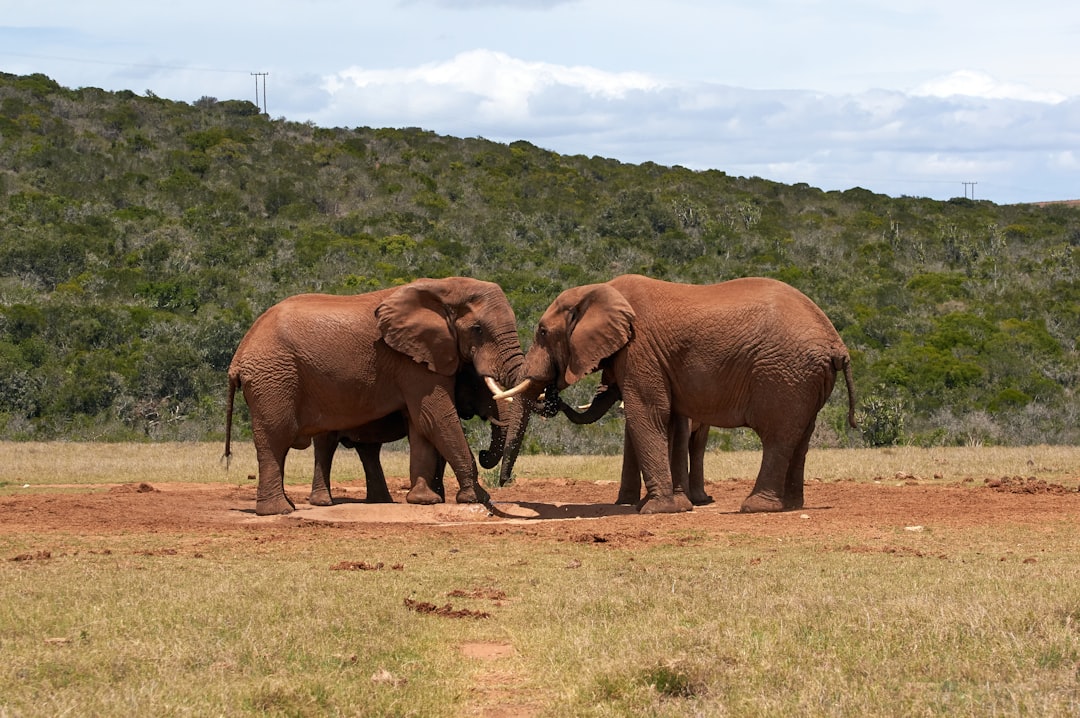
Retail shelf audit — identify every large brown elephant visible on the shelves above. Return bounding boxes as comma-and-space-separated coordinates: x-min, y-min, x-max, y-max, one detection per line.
495, 275, 856, 514
224, 277, 529, 516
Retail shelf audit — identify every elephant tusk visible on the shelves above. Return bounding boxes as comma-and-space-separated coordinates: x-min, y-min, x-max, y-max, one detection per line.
491, 378, 533, 402
484, 376, 514, 401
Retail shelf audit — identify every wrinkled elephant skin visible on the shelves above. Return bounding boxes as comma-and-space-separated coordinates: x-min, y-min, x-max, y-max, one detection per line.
224, 277, 526, 515
514, 275, 856, 514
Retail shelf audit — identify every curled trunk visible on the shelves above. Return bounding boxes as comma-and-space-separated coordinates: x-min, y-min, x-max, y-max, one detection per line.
559, 383, 622, 425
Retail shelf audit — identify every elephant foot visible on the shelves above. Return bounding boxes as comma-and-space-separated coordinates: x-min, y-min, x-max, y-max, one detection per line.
255, 493, 296, 516
783, 495, 804, 511
308, 489, 334, 507
689, 492, 714, 506
406, 484, 444, 505
638, 493, 693, 514
456, 483, 491, 505
739, 492, 784, 513
614, 492, 640, 506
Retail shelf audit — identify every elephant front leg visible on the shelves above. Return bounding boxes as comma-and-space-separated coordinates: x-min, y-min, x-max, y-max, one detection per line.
626, 413, 692, 515
405, 431, 445, 505
308, 433, 337, 507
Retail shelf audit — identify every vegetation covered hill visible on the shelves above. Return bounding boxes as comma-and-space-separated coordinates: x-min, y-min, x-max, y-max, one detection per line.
0, 71, 1076, 448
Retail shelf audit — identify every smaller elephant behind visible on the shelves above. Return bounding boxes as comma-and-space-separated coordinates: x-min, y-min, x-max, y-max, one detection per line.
558, 377, 713, 506
308, 367, 502, 507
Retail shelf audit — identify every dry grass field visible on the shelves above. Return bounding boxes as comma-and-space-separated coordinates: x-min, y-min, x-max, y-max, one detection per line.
2, 442, 1079, 716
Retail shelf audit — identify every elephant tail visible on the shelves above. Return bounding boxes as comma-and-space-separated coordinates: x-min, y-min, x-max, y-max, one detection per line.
223, 370, 240, 470
833, 354, 857, 428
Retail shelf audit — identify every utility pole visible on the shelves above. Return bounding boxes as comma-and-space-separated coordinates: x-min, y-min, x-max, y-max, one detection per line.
249, 71, 266, 113
962, 181, 978, 199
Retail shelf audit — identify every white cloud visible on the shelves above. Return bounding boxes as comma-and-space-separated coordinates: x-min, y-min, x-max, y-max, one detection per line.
913, 70, 1067, 104
324, 49, 661, 125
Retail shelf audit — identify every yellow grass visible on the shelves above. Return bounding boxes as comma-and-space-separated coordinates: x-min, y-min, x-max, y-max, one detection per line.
1, 441, 1076, 487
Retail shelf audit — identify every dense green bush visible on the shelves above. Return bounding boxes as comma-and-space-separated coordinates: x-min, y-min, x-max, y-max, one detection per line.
0, 71, 1076, 446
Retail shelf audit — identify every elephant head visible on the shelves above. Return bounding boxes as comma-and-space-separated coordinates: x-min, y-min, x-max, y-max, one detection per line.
375, 277, 529, 483
495, 282, 635, 404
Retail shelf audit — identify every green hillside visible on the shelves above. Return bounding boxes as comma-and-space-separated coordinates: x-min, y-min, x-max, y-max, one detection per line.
0, 71, 1076, 447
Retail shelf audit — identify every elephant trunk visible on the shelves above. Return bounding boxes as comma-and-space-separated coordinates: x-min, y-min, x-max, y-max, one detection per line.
559, 383, 621, 425
478, 411, 507, 469
474, 328, 530, 481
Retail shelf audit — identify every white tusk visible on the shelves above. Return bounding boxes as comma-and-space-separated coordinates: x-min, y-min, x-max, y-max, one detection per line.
485, 376, 514, 403
491, 378, 533, 402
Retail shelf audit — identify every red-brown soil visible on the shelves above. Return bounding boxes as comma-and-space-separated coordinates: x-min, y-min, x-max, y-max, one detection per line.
3, 474, 1078, 548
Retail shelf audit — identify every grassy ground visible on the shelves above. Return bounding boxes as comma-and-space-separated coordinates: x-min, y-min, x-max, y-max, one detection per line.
2, 441, 1077, 487
1, 443, 1078, 716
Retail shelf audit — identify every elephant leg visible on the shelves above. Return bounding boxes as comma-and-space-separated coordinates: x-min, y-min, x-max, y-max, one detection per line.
403, 385, 489, 506
669, 414, 690, 499
625, 407, 693, 515
254, 435, 295, 516
615, 429, 642, 505
355, 443, 394, 503
308, 433, 337, 506
740, 435, 796, 513
782, 421, 815, 510
687, 423, 714, 506
405, 431, 445, 505
432, 455, 447, 501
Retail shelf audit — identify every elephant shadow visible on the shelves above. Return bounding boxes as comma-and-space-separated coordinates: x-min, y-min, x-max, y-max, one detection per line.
489, 501, 640, 521
490, 500, 835, 520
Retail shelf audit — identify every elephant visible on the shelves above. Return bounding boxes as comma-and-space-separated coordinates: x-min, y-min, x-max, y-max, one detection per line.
558, 377, 713, 506
495, 274, 856, 514
224, 277, 529, 516
310, 365, 506, 506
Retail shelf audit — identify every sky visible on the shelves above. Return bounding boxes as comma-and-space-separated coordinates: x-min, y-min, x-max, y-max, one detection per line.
2, 0, 1079, 204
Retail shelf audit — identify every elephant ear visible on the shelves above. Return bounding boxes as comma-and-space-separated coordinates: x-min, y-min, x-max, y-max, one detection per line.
565, 284, 634, 385
375, 281, 459, 376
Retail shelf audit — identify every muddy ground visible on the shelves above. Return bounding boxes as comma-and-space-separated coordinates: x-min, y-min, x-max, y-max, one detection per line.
3, 473, 1078, 547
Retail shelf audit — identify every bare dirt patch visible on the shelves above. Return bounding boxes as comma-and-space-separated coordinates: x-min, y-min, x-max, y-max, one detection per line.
2, 472, 1078, 550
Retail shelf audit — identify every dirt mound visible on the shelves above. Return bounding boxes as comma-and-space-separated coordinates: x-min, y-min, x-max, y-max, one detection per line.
984, 476, 1078, 494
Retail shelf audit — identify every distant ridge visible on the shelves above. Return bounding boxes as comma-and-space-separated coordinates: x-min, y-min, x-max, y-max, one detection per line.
1033, 199, 1080, 207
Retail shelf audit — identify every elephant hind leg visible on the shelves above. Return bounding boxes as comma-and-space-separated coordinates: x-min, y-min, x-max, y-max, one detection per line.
354, 443, 394, 503
308, 433, 337, 507
687, 423, 713, 506
254, 439, 295, 516
740, 436, 796, 514
615, 430, 643, 505
781, 421, 816, 511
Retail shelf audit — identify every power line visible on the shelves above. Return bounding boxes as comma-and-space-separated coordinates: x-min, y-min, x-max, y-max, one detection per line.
251, 72, 268, 114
